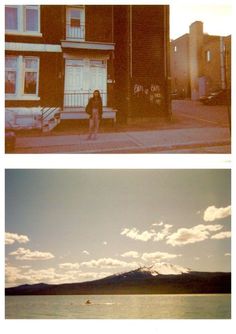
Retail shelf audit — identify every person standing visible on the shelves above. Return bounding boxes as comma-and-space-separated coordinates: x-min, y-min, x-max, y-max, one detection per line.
85, 90, 103, 140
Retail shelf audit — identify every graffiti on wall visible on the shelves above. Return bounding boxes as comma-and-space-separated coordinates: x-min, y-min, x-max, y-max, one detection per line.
132, 83, 163, 115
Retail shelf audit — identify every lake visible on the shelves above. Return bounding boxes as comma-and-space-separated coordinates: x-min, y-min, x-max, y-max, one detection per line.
5, 294, 231, 319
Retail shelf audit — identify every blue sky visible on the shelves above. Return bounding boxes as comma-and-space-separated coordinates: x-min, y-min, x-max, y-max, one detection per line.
5, 169, 231, 287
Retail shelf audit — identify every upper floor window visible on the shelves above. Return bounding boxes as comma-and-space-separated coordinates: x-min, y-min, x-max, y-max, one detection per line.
66, 7, 85, 41
5, 56, 40, 100
174, 45, 177, 52
5, 5, 40, 35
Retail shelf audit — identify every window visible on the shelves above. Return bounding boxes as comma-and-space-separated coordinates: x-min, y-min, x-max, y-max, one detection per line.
66, 7, 85, 40
5, 6, 18, 30
174, 45, 177, 52
5, 56, 40, 99
5, 57, 17, 94
5, 5, 40, 34
206, 50, 211, 62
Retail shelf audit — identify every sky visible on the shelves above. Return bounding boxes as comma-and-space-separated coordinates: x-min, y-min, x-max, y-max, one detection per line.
170, 3, 232, 39
5, 169, 231, 287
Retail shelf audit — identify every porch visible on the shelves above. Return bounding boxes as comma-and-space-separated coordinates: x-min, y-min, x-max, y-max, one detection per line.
62, 91, 117, 122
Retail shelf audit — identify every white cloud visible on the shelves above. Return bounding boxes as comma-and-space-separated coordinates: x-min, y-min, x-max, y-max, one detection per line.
211, 231, 231, 240
5, 232, 29, 245
153, 224, 173, 241
121, 228, 155, 241
203, 205, 231, 222
9, 247, 54, 260
121, 224, 172, 242
5, 265, 23, 285
81, 257, 138, 269
5, 264, 80, 286
82, 250, 90, 255
141, 251, 181, 262
59, 262, 80, 270
121, 251, 139, 258
152, 221, 163, 226
166, 224, 223, 246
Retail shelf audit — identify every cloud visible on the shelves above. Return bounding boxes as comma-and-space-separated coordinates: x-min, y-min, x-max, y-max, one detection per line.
59, 262, 80, 270
203, 205, 231, 222
121, 251, 139, 258
141, 251, 181, 262
211, 231, 231, 240
121, 224, 172, 242
121, 228, 155, 241
81, 257, 138, 269
5, 265, 22, 285
82, 250, 90, 255
5, 264, 81, 286
9, 247, 54, 260
153, 224, 173, 241
152, 221, 163, 226
166, 224, 223, 246
5, 232, 29, 245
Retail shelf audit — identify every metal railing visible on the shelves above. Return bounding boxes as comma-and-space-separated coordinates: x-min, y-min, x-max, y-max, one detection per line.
66, 24, 85, 40
40, 106, 61, 130
64, 92, 107, 107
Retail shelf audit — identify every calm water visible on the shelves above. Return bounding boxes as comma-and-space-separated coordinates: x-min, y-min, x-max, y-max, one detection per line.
5, 294, 231, 319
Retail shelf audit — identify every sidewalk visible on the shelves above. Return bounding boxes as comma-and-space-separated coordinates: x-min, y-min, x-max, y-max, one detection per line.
14, 127, 231, 153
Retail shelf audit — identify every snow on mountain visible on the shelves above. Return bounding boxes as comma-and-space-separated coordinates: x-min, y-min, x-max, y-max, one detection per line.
139, 262, 190, 276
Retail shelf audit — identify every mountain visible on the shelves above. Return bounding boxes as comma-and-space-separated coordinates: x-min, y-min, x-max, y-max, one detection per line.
5, 263, 231, 296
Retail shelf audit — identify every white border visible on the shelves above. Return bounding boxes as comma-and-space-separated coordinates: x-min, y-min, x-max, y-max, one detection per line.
1, 1, 235, 334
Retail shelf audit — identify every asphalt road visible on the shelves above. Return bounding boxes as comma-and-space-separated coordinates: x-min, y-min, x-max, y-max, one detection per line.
171, 100, 230, 129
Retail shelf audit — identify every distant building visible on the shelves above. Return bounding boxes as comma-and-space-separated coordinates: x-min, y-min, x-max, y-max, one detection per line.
170, 21, 231, 100
5, 5, 170, 131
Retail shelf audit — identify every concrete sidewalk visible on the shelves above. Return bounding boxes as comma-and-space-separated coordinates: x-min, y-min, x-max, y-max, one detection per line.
14, 127, 231, 153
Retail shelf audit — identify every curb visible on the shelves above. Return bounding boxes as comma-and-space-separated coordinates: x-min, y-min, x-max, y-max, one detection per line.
14, 140, 231, 154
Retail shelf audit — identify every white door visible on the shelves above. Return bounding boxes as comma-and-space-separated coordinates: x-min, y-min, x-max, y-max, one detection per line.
64, 59, 85, 107
64, 58, 107, 107
90, 60, 107, 105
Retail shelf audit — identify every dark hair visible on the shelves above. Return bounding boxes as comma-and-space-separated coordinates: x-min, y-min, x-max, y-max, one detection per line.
93, 89, 101, 97
93, 90, 102, 103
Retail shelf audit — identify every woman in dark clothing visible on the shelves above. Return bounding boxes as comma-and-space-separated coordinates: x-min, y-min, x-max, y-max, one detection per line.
85, 90, 103, 140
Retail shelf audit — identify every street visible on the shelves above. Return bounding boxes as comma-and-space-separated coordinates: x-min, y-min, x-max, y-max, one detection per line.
12, 100, 231, 154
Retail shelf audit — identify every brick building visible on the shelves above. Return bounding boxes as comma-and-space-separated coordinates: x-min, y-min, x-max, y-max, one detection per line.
5, 5, 170, 130
170, 21, 231, 100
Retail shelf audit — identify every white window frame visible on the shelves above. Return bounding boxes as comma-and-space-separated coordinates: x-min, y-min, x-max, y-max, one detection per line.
5, 55, 40, 101
5, 5, 42, 37
66, 6, 85, 41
